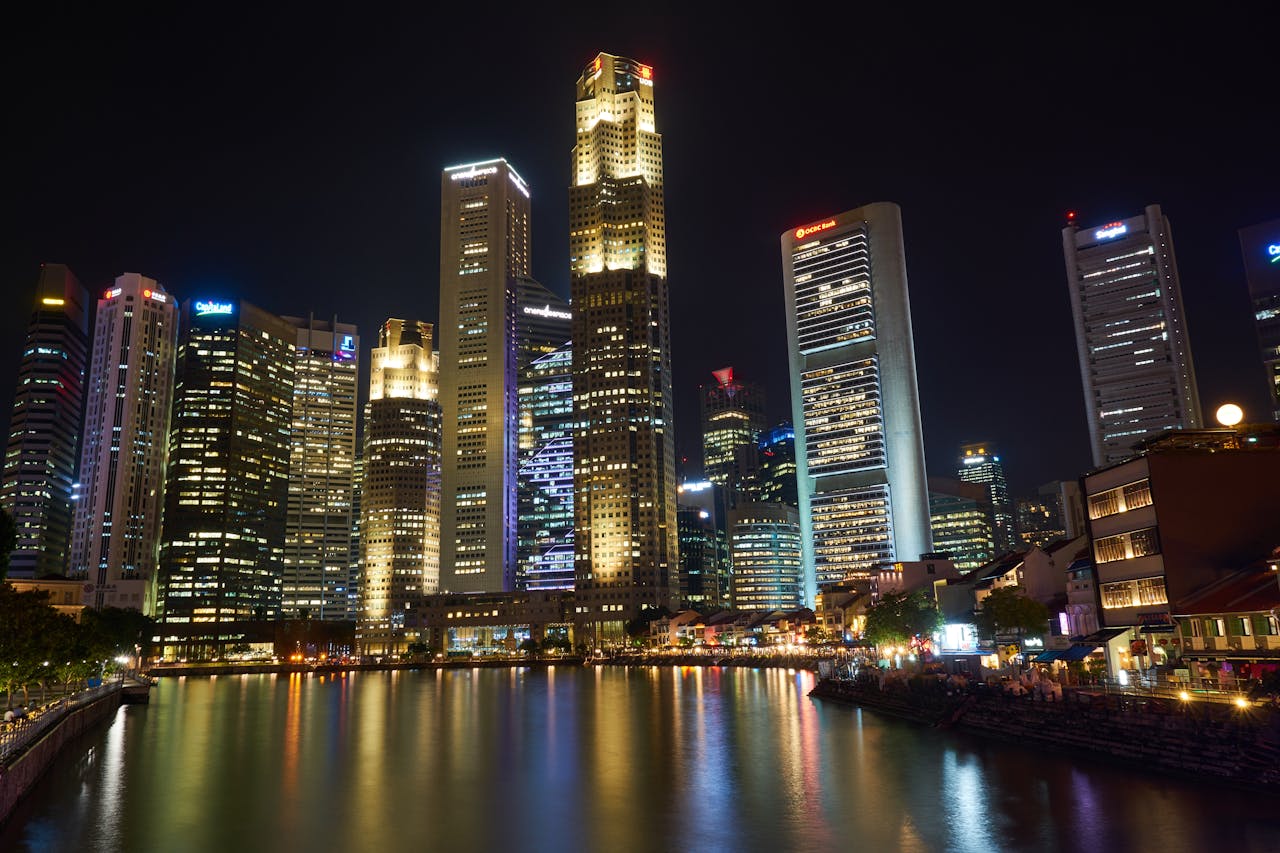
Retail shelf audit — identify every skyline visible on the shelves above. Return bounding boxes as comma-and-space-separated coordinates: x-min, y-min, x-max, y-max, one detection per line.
3, 9, 1277, 499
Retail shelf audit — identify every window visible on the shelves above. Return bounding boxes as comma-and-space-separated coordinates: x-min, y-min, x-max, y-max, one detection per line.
1087, 478, 1153, 519
1094, 527, 1161, 563
1205, 618, 1227, 638
1100, 576, 1168, 609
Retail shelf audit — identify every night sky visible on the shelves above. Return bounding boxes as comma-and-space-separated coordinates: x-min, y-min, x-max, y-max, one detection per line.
3, 8, 1276, 498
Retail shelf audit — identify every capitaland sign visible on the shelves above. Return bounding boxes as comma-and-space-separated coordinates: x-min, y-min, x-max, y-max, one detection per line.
1094, 221, 1128, 241
795, 219, 838, 240
195, 300, 234, 316
450, 165, 499, 181
1268, 243, 1280, 263
523, 304, 571, 320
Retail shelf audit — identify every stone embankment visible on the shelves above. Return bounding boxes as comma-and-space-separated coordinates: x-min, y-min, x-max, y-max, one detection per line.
604, 653, 819, 670
811, 678, 1280, 790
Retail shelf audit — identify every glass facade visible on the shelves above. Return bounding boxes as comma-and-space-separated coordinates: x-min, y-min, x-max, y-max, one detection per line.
517, 343, 575, 591
729, 502, 802, 611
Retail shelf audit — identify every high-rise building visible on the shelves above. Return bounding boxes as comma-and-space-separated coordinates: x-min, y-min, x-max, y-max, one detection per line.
956, 442, 1015, 554
676, 480, 730, 610
71, 274, 178, 611
780, 203, 932, 602
570, 52, 678, 634
1063, 205, 1203, 466
754, 421, 799, 508
281, 315, 359, 620
3, 265, 89, 579
358, 319, 441, 655
928, 476, 996, 571
699, 367, 766, 506
157, 298, 295, 655
518, 342, 575, 592
438, 159, 533, 594
729, 502, 803, 611
1016, 480, 1070, 549
1239, 218, 1280, 421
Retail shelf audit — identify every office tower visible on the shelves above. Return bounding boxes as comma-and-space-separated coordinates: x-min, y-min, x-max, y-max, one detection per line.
1063, 205, 1203, 465
570, 52, 678, 632
1016, 481, 1069, 548
1239, 218, 1280, 420
350, 453, 363, 617
358, 319, 441, 655
676, 479, 730, 609
438, 159, 533, 594
518, 342, 575, 592
729, 502, 803, 611
928, 477, 996, 571
157, 298, 295, 654
281, 315, 359, 620
956, 442, 1015, 553
780, 203, 932, 603
3, 265, 89, 579
71, 274, 178, 610
754, 421, 799, 508
699, 367, 766, 506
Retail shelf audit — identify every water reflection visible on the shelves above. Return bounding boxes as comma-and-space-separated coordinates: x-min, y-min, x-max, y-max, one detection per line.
3, 667, 1279, 852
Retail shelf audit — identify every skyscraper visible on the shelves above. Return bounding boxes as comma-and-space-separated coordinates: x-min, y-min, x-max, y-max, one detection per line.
699, 367, 766, 506
3, 264, 89, 579
358, 319, 441, 655
956, 442, 1015, 554
753, 422, 799, 508
928, 476, 996, 571
780, 203, 932, 603
518, 342, 575, 592
1063, 205, 1203, 465
158, 298, 295, 656
1238, 218, 1280, 421
438, 159, 532, 594
676, 479, 730, 609
71, 274, 178, 611
570, 52, 678, 634
281, 315, 359, 620
729, 503, 803, 611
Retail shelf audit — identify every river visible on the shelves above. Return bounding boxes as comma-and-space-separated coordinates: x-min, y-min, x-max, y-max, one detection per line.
2, 666, 1277, 852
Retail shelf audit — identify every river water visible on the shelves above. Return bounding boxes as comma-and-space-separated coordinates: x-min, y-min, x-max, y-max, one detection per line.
3, 666, 1277, 852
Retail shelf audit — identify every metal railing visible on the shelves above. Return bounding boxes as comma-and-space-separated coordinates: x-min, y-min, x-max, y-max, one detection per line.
0, 682, 121, 765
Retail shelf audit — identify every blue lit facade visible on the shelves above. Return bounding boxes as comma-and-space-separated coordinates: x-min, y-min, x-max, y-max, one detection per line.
518, 343, 575, 591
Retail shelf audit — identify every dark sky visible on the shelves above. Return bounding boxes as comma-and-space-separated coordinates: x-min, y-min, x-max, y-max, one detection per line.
3, 8, 1277, 497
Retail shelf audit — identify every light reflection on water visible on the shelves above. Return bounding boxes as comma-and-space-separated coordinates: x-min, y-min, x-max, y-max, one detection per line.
3, 667, 1278, 853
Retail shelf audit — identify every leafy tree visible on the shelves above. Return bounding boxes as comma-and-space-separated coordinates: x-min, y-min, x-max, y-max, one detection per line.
863, 591, 944, 650
972, 586, 1049, 645
624, 605, 670, 645
0, 584, 70, 706
518, 638, 539, 656
0, 508, 16, 581
81, 607, 156, 663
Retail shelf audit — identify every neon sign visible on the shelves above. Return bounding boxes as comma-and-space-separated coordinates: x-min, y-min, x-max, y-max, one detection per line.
523, 304, 571, 320
142, 289, 167, 303
104, 288, 122, 300
1094, 221, 1128, 240
340, 334, 356, 351
195, 300, 233, 316
450, 166, 498, 181
794, 219, 837, 240
1268, 243, 1280, 263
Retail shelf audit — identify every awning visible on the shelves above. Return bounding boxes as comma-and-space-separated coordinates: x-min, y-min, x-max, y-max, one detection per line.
1074, 627, 1127, 645
1060, 644, 1100, 661
1033, 650, 1064, 663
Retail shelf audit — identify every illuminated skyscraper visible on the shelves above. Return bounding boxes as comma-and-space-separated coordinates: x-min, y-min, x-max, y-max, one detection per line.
754, 422, 798, 508
729, 502, 803, 611
438, 159, 532, 594
1239, 218, 1280, 421
676, 480, 730, 610
570, 52, 678, 633
518, 341, 575, 592
281, 315, 359, 620
699, 367, 766, 506
780, 203, 932, 602
956, 442, 1015, 554
928, 477, 995, 571
71, 274, 178, 611
3, 264, 89, 579
1063, 205, 1203, 465
358, 319, 441, 655
158, 298, 295, 653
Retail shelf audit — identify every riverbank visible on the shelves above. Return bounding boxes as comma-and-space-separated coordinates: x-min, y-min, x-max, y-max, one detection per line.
810, 676, 1280, 791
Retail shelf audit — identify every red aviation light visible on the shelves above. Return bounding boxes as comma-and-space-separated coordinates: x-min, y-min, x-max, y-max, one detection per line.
794, 219, 837, 240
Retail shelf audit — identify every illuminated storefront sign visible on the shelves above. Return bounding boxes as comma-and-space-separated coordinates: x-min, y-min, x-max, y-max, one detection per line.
523, 304, 571, 320
794, 219, 837, 240
195, 300, 234, 316
1094, 221, 1128, 241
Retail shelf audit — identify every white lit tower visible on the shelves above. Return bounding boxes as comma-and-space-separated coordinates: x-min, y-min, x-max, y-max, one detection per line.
71, 274, 178, 611
780, 204, 932, 603
956, 442, 1015, 554
570, 51, 678, 637
1063, 205, 1203, 465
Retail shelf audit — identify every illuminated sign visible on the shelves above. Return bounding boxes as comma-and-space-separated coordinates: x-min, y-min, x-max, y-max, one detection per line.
450, 165, 498, 181
41, 298, 65, 306
195, 300, 234, 316
340, 334, 356, 351
794, 219, 837, 240
523, 304, 571, 320
678, 481, 713, 493
1268, 243, 1280, 263
104, 288, 122, 299
142, 289, 167, 303
1093, 221, 1128, 241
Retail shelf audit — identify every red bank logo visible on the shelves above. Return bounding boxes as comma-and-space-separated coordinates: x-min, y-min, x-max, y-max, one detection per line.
795, 219, 837, 240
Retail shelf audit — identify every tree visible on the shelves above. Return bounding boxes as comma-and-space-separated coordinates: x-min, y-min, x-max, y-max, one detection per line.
0, 583, 69, 706
518, 638, 539, 657
863, 591, 944, 651
0, 508, 16, 581
972, 586, 1049, 646
624, 605, 670, 647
